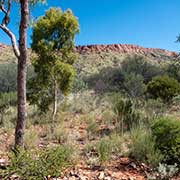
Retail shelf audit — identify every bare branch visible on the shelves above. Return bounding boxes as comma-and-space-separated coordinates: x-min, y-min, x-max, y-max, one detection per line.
0, 0, 11, 25
0, 0, 19, 58
0, 24, 20, 58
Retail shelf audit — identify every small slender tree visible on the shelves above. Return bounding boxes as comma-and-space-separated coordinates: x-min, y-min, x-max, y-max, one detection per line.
28, 8, 79, 128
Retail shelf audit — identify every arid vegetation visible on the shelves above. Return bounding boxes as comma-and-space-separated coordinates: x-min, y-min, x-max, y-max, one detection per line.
0, 1, 180, 180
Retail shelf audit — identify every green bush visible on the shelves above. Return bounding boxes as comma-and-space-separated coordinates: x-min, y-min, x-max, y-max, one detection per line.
72, 75, 88, 93
121, 55, 163, 83
151, 117, 180, 165
167, 60, 180, 82
0, 63, 17, 93
86, 118, 98, 140
96, 135, 122, 164
24, 129, 39, 149
0, 92, 17, 126
1, 145, 73, 179
122, 72, 147, 98
145, 99, 166, 117
147, 75, 180, 102
114, 98, 146, 133
0, 63, 34, 93
129, 127, 163, 168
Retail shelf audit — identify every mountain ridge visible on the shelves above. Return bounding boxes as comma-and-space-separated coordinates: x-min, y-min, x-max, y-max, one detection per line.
76, 44, 178, 58
0, 43, 178, 59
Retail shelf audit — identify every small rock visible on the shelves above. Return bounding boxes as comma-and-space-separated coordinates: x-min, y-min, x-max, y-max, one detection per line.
130, 162, 137, 169
98, 171, 105, 179
104, 176, 111, 180
80, 176, 89, 180
69, 176, 77, 180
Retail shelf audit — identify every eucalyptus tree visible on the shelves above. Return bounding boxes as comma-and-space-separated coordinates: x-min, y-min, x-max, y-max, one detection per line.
28, 8, 79, 129
0, 0, 45, 147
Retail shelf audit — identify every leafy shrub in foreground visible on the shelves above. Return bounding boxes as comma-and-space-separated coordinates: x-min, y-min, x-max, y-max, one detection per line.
129, 127, 163, 168
151, 117, 180, 165
147, 75, 180, 102
1, 145, 73, 179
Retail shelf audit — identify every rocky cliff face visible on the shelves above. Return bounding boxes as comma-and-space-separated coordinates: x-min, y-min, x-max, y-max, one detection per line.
76, 44, 178, 58
0, 43, 178, 60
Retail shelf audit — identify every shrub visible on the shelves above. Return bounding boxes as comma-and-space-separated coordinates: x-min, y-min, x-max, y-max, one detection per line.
84, 135, 122, 165
0, 63, 34, 93
145, 99, 166, 117
72, 75, 88, 93
121, 55, 163, 83
147, 163, 179, 180
151, 117, 180, 165
86, 118, 98, 140
0, 63, 17, 93
54, 124, 68, 144
24, 129, 39, 149
157, 163, 178, 180
129, 127, 163, 167
167, 60, 180, 82
0, 92, 17, 126
114, 98, 145, 133
1, 145, 74, 179
147, 75, 180, 102
122, 72, 147, 98
96, 135, 122, 164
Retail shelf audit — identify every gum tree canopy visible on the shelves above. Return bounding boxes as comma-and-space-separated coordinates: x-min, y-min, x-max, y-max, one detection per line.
28, 8, 79, 128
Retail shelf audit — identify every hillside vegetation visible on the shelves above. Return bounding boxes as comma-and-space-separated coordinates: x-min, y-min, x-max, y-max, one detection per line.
1, 44, 180, 179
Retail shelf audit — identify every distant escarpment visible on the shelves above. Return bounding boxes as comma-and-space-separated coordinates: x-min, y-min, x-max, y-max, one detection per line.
76, 44, 178, 59
0, 43, 179, 64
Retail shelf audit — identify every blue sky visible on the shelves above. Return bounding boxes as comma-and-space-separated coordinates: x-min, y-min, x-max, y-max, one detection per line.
0, 0, 180, 51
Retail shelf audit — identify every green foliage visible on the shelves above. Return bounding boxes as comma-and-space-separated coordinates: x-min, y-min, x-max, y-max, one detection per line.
31, 8, 79, 55
0, 63, 17, 93
86, 118, 98, 140
96, 135, 122, 163
85, 135, 122, 165
0, 92, 17, 125
129, 127, 163, 167
122, 72, 147, 98
24, 129, 39, 149
72, 75, 88, 93
167, 59, 180, 82
121, 55, 163, 83
151, 117, 180, 165
1, 145, 73, 179
0, 92, 17, 108
145, 99, 166, 117
114, 98, 145, 133
147, 75, 180, 102
28, 7, 79, 112
53, 124, 68, 143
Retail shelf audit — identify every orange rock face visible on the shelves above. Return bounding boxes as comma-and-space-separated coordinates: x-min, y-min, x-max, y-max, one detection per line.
76, 44, 178, 58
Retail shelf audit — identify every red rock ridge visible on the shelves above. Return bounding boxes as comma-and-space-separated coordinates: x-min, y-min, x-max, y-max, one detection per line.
0, 43, 178, 58
76, 44, 178, 58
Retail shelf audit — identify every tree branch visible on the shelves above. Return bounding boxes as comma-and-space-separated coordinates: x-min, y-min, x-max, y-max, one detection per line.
0, 24, 20, 58
0, 0, 11, 25
0, 0, 20, 58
